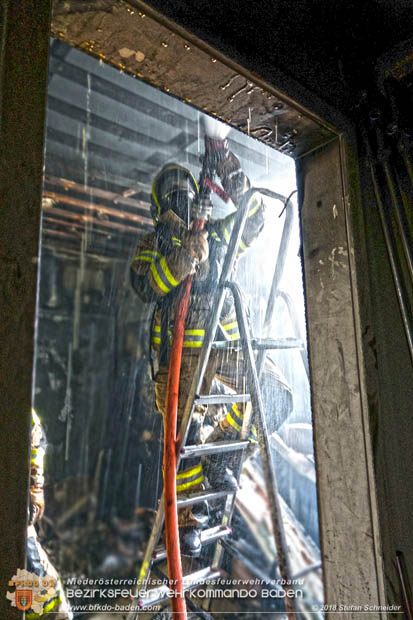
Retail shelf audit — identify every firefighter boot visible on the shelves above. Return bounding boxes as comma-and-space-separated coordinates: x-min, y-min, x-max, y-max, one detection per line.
177, 417, 209, 557
177, 474, 208, 557
203, 451, 238, 491
203, 415, 238, 490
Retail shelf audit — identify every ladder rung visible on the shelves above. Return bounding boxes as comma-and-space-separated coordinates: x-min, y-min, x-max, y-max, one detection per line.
138, 567, 221, 608
152, 525, 232, 562
181, 439, 249, 458
211, 337, 303, 350
251, 337, 304, 350
194, 393, 250, 405
177, 487, 235, 508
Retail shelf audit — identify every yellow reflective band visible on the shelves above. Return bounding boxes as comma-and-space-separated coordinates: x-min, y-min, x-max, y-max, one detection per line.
184, 329, 205, 336
172, 236, 182, 246
43, 595, 62, 614
221, 224, 230, 244
223, 321, 238, 331
176, 474, 204, 492
226, 411, 242, 432
32, 409, 40, 425
152, 325, 172, 335
152, 183, 162, 217
248, 196, 261, 217
150, 262, 170, 293
182, 341, 203, 348
134, 250, 161, 262
222, 319, 240, 339
238, 238, 249, 253
227, 406, 257, 440
139, 559, 150, 582
176, 463, 203, 479
26, 594, 62, 619
232, 404, 243, 418
152, 326, 172, 345
160, 257, 179, 288
152, 326, 173, 335
211, 232, 222, 242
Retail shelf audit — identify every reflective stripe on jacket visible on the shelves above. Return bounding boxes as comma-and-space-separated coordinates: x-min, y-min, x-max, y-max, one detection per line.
151, 325, 206, 349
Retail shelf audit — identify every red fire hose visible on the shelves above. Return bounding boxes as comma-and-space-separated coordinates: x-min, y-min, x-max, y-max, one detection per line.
163, 217, 205, 619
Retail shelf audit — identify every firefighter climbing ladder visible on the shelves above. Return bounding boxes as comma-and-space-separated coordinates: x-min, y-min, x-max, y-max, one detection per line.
128, 188, 302, 619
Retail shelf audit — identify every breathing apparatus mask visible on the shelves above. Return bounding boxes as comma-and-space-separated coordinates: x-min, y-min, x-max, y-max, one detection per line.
151, 164, 199, 228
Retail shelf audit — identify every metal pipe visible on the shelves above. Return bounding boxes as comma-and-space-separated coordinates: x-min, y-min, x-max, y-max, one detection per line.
395, 551, 413, 620
399, 139, 413, 187
361, 126, 413, 363
382, 158, 413, 284
292, 561, 323, 580
45, 174, 151, 213
369, 161, 413, 364
43, 190, 152, 227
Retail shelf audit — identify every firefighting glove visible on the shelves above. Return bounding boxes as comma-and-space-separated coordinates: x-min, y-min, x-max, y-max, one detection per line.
204, 136, 229, 169
216, 151, 250, 205
29, 487, 45, 525
182, 230, 209, 264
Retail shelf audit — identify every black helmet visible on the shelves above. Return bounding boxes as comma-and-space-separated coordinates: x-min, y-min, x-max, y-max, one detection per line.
151, 164, 199, 226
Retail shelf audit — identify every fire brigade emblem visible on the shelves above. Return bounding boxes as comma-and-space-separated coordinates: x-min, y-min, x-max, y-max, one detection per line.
16, 589, 32, 611
7, 568, 57, 615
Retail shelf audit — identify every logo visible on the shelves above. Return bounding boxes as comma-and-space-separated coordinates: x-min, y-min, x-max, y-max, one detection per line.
16, 589, 33, 611
7, 569, 57, 616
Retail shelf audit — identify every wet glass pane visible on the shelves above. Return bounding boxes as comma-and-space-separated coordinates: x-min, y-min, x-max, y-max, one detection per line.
31, 38, 324, 618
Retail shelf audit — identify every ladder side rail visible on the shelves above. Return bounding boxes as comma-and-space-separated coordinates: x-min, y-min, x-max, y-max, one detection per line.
256, 199, 295, 379
275, 289, 310, 379
227, 280, 296, 615
210, 280, 285, 569
211, 287, 252, 570
136, 497, 165, 584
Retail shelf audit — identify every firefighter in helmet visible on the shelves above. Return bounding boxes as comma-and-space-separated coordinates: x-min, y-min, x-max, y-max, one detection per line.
130, 137, 292, 556
27, 410, 72, 619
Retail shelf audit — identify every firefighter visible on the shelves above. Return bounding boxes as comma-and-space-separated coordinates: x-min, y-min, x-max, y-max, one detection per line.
27, 409, 72, 620
130, 137, 292, 556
